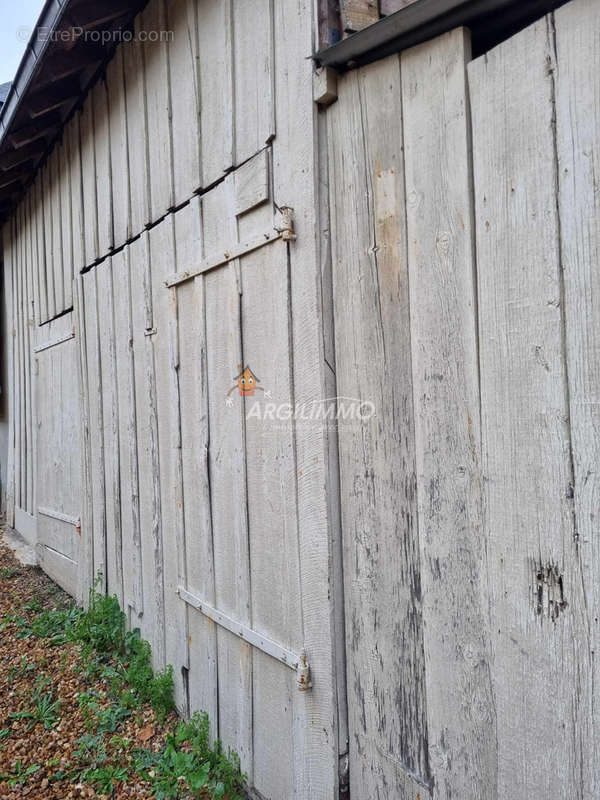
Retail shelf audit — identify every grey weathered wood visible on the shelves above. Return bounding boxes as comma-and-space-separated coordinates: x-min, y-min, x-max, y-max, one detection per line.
328, 55, 430, 799
80, 99, 99, 268
170, 196, 218, 726
271, 0, 341, 794
37, 546, 77, 595
42, 165, 56, 319
82, 267, 107, 591
67, 114, 85, 277
107, 47, 130, 248
149, 215, 189, 707
74, 273, 95, 605
15, 210, 24, 512
402, 28, 497, 798
470, 16, 587, 797
123, 17, 150, 237
50, 148, 65, 313
553, 0, 599, 794
168, 0, 201, 205
130, 231, 165, 666
233, 149, 269, 216
23, 200, 34, 516
201, 180, 252, 772
33, 178, 48, 324
35, 312, 81, 597
143, 0, 174, 222
4, 222, 16, 526
198, 0, 234, 184
233, 0, 275, 165
58, 137, 73, 310
93, 80, 114, 257
241, 234, 301, 799
96, 258, 123, 605
112, 246, 144, 619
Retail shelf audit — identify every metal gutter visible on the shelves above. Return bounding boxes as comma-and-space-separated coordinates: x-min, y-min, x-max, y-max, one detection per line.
0, 0, 70, 148
314, 0, 568, 68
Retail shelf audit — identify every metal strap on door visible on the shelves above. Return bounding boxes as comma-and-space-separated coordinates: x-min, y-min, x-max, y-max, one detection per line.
178, 587, 311, 691
165, 206, 296, 288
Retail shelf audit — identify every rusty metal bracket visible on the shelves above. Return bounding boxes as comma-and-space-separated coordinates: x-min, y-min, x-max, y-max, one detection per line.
178, 586, 311, 690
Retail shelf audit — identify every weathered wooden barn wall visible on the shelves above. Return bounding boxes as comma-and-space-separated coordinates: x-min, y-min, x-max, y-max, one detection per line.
325, 0, 600, 797
3, 0, 600, 797
2, 0, 346, 798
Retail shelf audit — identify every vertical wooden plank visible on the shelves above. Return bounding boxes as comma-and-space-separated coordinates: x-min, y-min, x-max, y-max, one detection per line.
28, 191, 41, 328
130, 232, 165, 666
233, 0, 275, 165
50, 147, 65, 313
67, 114, 85, 277
74, 273, 95, 605
107, 46, 131, 248
4, 223, 16, 527
82, 267, 107, 591
42, 165, 56, 319
554, 3, 600, 792
202, 182, 252, 774
327, 57, 430, 799
112, 246, 144, 619
199, 0, 234, 185
271, 0, 340, 794
167, 0, 201, 205
16, 209, 25, 511
96, 258, 123, 605
93, 79, 114, 258
469, 17, 586, 797
240, 236, 302, 800
23, 200, 34, 516
59, 137, 74, 309
402, 28, 496, 798
174, 197, 218, 726
80, 99, 99, 268
33, 178, 48, 325
143, 0, 174, 222
148, 215, 189, 707
124, 20, 151, 236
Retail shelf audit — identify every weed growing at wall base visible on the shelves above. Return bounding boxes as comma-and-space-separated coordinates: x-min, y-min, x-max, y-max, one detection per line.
2, 586, 245, 798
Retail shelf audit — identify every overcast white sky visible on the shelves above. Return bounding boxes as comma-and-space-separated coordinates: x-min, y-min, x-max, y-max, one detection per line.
0, 0, 45, 85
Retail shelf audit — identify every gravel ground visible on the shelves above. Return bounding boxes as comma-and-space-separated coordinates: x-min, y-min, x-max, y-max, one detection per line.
0, 528, 178, 799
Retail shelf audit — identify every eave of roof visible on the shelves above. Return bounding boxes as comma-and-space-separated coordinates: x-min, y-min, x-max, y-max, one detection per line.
315, 0, 570, 69
0, 0, 147, 224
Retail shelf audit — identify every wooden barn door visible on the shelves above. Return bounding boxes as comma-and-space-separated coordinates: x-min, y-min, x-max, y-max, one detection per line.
34, 313, 82, 596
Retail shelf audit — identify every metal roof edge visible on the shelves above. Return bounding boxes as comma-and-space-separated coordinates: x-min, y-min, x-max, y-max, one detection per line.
314, 0, 568, 69
0, 0, 70, 149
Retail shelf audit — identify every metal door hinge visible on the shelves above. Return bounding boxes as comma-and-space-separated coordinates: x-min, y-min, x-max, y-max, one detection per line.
275, 206, 296, 241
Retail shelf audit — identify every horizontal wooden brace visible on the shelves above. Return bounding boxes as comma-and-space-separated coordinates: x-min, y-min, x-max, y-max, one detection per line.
34, 329, 75, 352
178, 587, 302, 671
38, 506, 80, 527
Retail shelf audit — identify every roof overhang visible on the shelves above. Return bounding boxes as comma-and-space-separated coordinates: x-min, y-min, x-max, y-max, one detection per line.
0, 0, 147, 224
315, 0, 570, 69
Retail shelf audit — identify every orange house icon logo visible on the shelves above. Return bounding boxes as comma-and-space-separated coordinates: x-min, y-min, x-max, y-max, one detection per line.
227, 365, 263, 398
